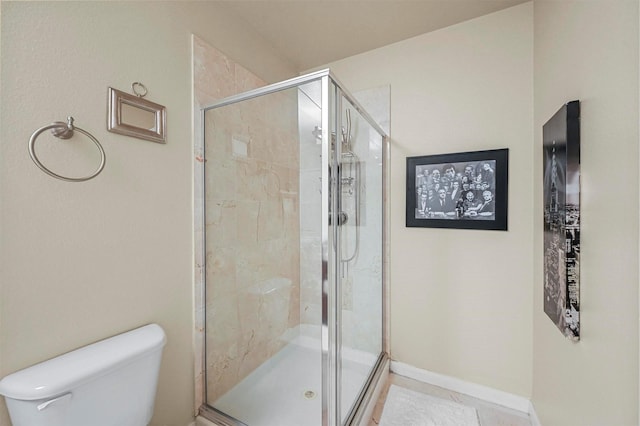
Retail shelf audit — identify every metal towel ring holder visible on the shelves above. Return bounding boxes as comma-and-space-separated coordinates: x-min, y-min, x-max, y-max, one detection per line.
28, 116, 106, 182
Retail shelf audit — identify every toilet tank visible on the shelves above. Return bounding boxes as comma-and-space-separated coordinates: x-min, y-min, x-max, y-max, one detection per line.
0, 324, 166, 426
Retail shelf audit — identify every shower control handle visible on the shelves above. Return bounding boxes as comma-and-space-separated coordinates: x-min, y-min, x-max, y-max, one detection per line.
338, 211, 349, 225
329, 211, 349, 226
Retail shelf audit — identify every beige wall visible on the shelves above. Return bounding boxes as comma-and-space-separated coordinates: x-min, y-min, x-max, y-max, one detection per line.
3, 1, 638, 425
0, 2, 295, 426
532, 1, 639, 425
326, 3, 534, 397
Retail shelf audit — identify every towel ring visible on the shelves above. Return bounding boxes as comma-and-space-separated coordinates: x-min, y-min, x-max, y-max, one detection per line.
28, 117, 106, 182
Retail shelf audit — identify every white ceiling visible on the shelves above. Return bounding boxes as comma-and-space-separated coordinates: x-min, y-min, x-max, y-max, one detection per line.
215, 0, 529, 71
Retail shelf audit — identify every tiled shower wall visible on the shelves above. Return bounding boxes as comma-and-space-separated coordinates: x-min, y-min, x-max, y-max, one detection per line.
194, 36, 301, 403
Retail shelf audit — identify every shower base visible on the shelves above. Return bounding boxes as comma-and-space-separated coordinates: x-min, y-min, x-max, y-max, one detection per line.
210, 334, 378, 426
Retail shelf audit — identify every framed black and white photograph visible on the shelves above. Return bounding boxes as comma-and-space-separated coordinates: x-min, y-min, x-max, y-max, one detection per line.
406, 148, 508, 230
543, 100, 580, 341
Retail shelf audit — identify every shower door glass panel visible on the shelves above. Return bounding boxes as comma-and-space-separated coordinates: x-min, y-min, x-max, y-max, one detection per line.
203, 82, 322, 426
337, 95, 384, 423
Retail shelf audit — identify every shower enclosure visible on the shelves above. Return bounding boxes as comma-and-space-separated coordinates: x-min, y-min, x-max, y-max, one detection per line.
198, 69, 387, 426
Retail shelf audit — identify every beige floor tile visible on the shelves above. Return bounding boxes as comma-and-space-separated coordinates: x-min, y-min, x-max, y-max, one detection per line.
369, 373, 531, 426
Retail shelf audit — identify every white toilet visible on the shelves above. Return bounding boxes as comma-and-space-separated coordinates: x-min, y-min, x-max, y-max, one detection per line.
0, 323, 166, 426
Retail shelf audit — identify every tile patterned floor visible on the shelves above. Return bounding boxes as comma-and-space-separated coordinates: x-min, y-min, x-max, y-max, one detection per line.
369, 373, 532, 426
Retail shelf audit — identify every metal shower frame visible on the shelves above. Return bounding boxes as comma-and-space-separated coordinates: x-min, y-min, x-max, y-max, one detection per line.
197, 68, 389, 426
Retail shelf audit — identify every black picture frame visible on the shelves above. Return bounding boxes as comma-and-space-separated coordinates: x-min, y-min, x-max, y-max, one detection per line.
406, 148, 508, 230
543, 100, 580, 341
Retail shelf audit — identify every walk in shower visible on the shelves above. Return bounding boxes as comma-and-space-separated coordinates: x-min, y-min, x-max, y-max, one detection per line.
198, 69, 387, 426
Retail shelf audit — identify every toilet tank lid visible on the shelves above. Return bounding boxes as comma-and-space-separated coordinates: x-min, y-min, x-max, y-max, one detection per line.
0, 323, 166, 400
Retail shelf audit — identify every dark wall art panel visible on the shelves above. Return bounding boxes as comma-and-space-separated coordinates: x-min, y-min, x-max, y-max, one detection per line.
406, 148, 508, 231
543, 100, 580, 341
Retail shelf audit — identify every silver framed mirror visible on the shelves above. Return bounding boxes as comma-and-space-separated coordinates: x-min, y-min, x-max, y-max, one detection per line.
107, 87, 166, 144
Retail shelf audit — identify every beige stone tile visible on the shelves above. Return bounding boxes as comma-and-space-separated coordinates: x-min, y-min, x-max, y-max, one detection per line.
235, 200, 260, 246
206, 294, 241, 349
236, 340, 268, 382
204, 246, 237, 303
194, 36, 236, 104
260, 239, 292, 278
204, 157, 237, 202
204, 200, 237, 248
205, 346, 240, 403
203, 112, 231, 158
263, 166, 283, 198
235, 158, 268, 202
248, 123, 277, 163
257, 197, 284, 242
234, 63, 266, 94
205, 293, 242, 402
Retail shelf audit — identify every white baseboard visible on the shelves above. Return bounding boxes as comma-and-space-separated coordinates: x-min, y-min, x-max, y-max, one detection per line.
529, 401, 542, 426
390, 360, 531, 414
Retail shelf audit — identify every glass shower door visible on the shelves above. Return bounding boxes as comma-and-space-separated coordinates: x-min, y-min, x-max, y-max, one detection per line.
335, 95, 384, 423
203, 81, 323, 426
200, 70, 386, 426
